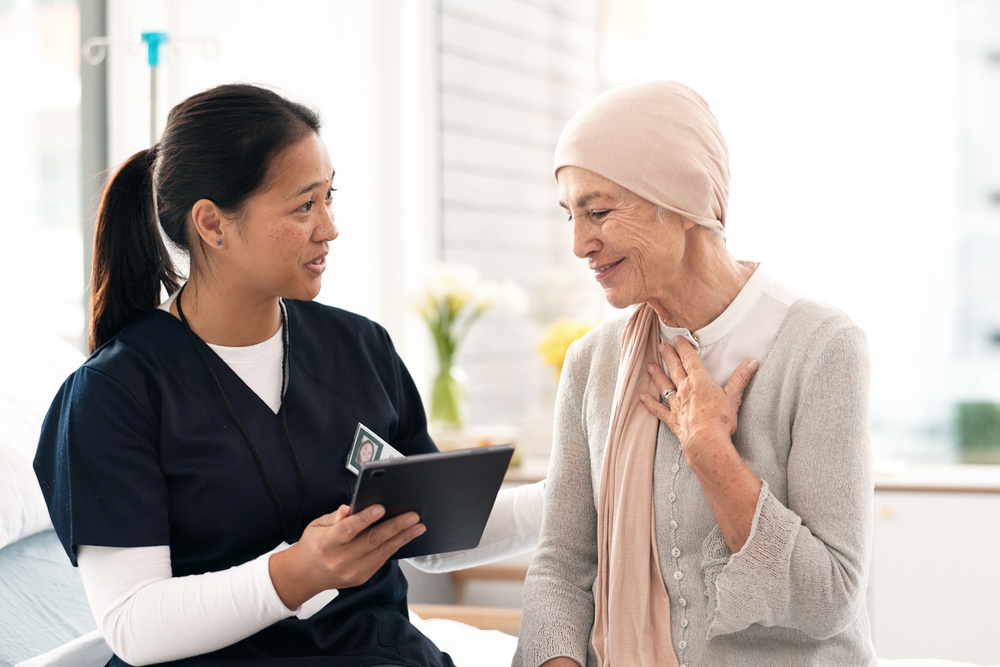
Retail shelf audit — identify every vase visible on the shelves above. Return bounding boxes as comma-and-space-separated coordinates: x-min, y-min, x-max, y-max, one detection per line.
430, 364, 465, 429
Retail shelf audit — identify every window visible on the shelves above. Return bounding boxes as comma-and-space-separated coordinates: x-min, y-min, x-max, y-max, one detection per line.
0, 0, 84, 345
436, 0, 603, 456
602, 0, 997, 464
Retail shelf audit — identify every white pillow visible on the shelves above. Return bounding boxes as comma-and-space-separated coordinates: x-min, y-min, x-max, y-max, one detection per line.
0, 321, 85, 550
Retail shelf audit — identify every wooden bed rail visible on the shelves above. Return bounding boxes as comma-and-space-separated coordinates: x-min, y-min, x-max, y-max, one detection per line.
409, 603, 522, 635
409, 563, 530, 635
448, 563, 530, 604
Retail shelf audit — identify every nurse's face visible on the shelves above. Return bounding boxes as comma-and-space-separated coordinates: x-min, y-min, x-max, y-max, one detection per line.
221, 133, 338, 302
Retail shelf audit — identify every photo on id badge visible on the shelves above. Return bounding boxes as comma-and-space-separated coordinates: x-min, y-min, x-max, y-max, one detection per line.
347, 423, 393, 475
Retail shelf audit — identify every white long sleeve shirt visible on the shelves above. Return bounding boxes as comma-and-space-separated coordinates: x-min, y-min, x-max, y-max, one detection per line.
79, 482, 544, 665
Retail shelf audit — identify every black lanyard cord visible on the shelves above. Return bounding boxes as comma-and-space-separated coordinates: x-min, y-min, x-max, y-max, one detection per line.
175, 286, 310, 543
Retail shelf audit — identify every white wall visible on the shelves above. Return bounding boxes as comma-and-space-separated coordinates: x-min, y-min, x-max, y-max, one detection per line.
872, 489, 1000, 663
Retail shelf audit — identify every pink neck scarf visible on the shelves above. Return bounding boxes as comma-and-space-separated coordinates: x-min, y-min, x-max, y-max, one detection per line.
592, 303, 679, 667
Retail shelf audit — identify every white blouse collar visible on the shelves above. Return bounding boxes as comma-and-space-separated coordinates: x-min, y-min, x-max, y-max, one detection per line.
658, 262, 769, 349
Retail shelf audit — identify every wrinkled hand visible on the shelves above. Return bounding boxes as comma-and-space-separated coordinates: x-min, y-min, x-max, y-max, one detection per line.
270, 504, 425, 609
540, 658, 581, 667
639, 336, 759, 468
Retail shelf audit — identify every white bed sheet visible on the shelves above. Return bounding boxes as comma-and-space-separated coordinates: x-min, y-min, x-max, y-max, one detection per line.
412, 616, 518, 667
15, 631, 109, 667
18, 619, 1000, 667
0, 532, 96, 667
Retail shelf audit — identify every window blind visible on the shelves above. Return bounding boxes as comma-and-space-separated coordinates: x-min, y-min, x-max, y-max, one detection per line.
436, 0, 603, 455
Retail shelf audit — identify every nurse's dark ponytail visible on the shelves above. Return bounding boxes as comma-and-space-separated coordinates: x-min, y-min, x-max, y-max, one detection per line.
88, 84, 321, 352
89, 146, 180, 352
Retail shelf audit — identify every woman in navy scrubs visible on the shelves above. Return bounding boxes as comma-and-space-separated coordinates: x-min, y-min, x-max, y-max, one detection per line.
34, 84, 455, 667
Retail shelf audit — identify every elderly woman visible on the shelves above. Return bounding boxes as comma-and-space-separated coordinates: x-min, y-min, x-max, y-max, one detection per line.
513, 81, 875, 666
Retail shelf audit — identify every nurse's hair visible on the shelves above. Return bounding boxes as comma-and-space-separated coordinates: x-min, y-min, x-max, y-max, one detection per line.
88, 83, 321, 352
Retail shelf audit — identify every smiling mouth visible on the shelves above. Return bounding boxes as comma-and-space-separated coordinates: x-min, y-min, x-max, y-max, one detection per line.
592, 259, 624, 279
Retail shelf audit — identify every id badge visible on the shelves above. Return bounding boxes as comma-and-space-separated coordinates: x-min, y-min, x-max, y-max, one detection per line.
346, 422, 405, 475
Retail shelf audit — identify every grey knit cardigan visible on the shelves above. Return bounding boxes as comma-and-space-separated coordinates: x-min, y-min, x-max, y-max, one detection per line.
513, 299, 877, 667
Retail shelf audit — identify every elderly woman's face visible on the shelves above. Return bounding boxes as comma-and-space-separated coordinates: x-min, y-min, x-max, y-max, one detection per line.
558, 166, 693, 309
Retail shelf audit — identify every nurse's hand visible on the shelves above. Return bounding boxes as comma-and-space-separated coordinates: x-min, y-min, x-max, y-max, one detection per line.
269, 504, 425, 610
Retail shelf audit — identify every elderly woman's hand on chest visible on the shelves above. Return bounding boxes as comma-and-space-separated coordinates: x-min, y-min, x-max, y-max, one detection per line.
641, 336, 759, 469
639, 336, 763, 553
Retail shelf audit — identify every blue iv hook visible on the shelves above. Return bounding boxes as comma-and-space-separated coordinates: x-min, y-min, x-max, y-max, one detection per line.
140, 32, 169, 67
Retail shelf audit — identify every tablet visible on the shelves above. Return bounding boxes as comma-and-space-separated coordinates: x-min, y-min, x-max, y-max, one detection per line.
349, 444, 514, 559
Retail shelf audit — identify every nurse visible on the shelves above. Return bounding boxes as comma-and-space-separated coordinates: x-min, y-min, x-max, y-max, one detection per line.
34, 84, 455, 667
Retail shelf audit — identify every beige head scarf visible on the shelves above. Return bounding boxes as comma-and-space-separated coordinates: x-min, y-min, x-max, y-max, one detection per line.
554, 80, 729, 231
554, 81, 731, 666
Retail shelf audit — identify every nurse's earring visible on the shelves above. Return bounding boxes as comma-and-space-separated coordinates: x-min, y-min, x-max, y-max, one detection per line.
216, 240, 223, 247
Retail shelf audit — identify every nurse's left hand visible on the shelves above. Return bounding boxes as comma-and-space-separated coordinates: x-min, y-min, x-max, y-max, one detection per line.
269, 504, 425, 610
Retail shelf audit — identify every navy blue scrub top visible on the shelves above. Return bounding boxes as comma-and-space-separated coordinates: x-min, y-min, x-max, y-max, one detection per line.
34, 300, 455, 667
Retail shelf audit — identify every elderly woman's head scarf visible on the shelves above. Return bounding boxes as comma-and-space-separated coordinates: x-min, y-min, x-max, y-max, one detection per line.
553, 80, 729, 232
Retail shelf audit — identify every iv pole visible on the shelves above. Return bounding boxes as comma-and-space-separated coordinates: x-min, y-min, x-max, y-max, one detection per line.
140, 32, 168, 144
82, 31, 214, 144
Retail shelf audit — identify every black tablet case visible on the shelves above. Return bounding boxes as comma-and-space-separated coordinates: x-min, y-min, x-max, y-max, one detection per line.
349, 444, 515, 559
